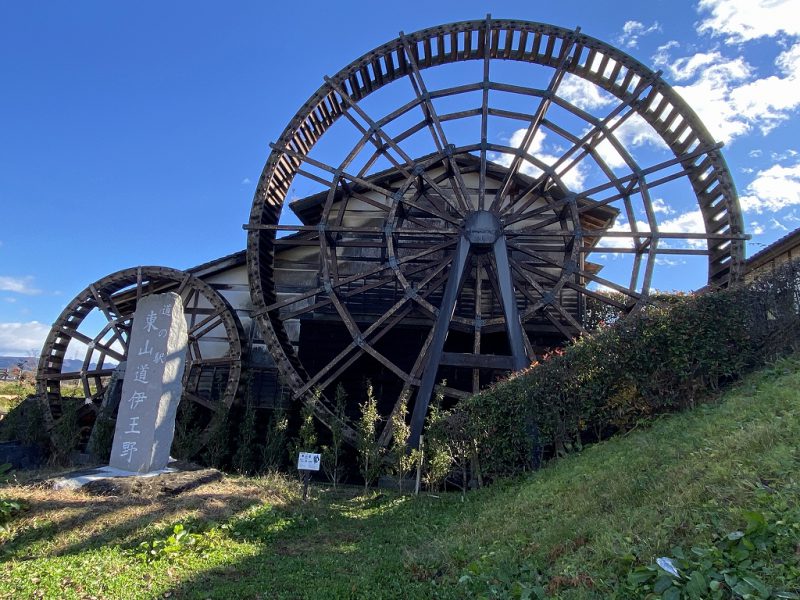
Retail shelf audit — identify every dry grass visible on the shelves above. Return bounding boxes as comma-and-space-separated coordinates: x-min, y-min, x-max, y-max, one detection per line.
0, 469, 298, 557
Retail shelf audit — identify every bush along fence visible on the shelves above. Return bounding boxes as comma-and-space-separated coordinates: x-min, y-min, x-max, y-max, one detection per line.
436, 259, 800, 481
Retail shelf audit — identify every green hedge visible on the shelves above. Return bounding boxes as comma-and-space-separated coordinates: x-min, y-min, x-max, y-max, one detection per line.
442, 260, 800, 479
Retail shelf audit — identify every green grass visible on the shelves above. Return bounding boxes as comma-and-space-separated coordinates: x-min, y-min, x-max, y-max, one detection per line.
2, 356, 800, 599
0, 380, 35, 413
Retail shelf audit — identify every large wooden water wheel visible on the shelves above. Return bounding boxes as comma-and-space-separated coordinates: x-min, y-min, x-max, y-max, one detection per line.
246, 18, 747, 448
37, 266, 244, 451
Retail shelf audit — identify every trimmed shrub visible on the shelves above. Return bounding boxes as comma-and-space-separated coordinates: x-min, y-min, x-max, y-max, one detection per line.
447, 260, 800, 479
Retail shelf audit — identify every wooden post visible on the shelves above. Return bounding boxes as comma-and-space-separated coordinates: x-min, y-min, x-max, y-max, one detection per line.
302, 470, 310, 502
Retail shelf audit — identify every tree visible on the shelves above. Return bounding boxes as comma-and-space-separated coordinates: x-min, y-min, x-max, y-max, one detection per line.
322, 384, 347, 489
232, 401, 259, 475
422, 384, 451, 492
356, 381, 382, 492
261, 408, 288, 471
290, 390, 319, 465
388, 392, 415, 492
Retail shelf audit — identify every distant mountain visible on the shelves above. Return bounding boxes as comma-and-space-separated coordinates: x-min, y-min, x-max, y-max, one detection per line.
0, 356, 96, 373
0, 356, 38, 372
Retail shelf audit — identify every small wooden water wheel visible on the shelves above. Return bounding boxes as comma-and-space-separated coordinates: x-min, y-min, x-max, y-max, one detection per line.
36, 266, 244, 452
245, 18, 747, 448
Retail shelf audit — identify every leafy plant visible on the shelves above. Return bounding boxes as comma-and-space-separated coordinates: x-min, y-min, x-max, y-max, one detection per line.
446, 260, 800, 479
261, 408, 288, 471
290, 390, 319, 469
49, 399, 82, 465
232, 401, 259, 475
356, 381, 383, 492
172, 396, 200, 460
135, 523, 213, 563
387, 391, 417, 493
626, 508, 800, 599
322, 384, 347, 488
203, 410, 232, 469
0, 464, 25, 533
422, 386, 451, 492
0, 462, 12, 484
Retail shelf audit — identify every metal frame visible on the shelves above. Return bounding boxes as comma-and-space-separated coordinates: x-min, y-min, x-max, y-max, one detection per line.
246, 18, 747, 449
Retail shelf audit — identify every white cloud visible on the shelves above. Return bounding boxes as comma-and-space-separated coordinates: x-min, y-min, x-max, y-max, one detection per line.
750, 221, 765, 235
771, 218, 789, 231
728, 43, 800, 135
655, 257, 686, 266
592, 113, 670, 169
653, 41, 680, 68
664, 41, 800, 142
652, 198, 675, 215
618, 20, 661, 49
697, 0, 800, 43
558, 74, 614, 110
0, 321, 50, 357
660, 209, 706, 241
241, 177, 252, 185
671, 56, 753, 142
588, 282, 616, 293
668, 51, 730, 81
770, 149, 799, 161
596, 209, 705, 250
491, 128, 587, 190
739, 161, 800, 213
0, 276, 41, 295
618, 209, 707, 249
596, 215, 649, 250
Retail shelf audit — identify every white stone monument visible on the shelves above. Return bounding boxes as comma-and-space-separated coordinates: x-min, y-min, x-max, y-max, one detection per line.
109, 292, 188, 473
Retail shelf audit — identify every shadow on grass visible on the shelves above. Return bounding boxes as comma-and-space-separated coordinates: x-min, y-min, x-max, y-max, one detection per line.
0, 477, 278, 561
164, 485, 475, 600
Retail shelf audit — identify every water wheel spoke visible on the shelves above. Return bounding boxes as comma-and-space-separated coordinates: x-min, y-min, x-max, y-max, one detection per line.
491, 28, 581, 212
183, 391, 220, 413
324, 76, 416, 164
398, 190, 462, 226
89, 284, 128, 345
517, 252, 642, 305
265, 237, 456, 315
296, 341, 361, 398
188, 309, 225, 340
49, 368, 116, 381
575, 143, 724, 207
477, 16, 492, 210
269, 142, 401, 202
63, 328, 127, 363
535, 72, 661, 195
400, 34, 472, 213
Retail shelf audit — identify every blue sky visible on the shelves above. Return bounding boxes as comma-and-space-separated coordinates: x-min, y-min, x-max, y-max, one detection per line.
1, 0, 799, 356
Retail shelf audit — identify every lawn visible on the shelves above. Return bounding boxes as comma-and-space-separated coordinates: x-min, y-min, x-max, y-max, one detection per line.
1, 356, 799, 599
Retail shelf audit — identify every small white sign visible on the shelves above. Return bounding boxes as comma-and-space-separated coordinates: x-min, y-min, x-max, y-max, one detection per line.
297, 452, 321, 471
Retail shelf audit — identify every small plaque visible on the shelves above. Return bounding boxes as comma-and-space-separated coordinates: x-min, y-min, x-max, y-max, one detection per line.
297, 452, 321, 471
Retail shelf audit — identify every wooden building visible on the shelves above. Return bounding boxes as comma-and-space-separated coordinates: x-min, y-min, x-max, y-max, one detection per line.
745, 228, 800, 282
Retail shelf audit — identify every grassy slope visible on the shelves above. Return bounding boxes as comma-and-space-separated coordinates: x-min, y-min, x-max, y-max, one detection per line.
2, 356, 800, 599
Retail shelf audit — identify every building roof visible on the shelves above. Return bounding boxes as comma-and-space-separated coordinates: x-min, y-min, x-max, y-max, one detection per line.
745, 227, 800, 271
